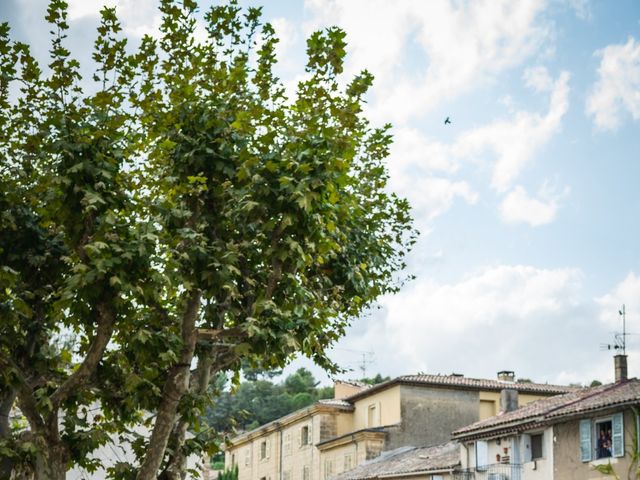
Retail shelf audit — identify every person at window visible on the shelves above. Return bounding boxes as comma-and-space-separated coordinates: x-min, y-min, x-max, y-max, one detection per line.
597, 429, 611, 458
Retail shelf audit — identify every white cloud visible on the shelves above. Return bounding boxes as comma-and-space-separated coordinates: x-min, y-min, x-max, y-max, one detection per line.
270, 17, 299, 63
369, 264, 585, 379
387, 128, 477, 224
66, 0, 162, 38
391, 127, 460, 174
523, 65, 554, 92
586, 36, 640, 130
455, 71, 570, 191
304, 0, 553, 125
595, 272, 640, 328
566, 0, 592, 21
500, 182, 569, 226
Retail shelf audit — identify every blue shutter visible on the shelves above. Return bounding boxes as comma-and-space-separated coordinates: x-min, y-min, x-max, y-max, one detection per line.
580, 419, 592, 462
612, 412, 624, 457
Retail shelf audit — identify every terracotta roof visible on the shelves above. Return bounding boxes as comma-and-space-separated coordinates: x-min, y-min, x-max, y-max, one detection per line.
345, 374, 575, 402
453, 378, 640, 439
332, 442, 460, 480
318, 398, 354, 408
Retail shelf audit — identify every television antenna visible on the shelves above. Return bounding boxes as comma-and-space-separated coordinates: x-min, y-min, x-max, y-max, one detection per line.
600, 304, 628, 354
335, 348, 375, 378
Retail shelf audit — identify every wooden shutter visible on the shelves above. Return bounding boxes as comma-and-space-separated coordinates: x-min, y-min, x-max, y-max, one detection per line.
475, 440, 488, 468
612, 412, 624, 457
580, 419, 592, 462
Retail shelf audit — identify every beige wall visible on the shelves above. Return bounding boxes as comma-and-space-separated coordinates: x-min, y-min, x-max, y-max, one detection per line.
318, 442, 358, 479
553, 408, 638, 480
352, 385, 401, 430
478, 391, 556, 420
228, 409, 353, 480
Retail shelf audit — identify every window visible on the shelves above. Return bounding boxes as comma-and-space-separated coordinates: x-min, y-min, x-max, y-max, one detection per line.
301, 425, 310, 446
284, 432, 292, 455
475, 440, 488, 470
580, 413, 624, 462
480, 400, 496, 420
324, 460, 333, 480
303, 466, 311, 480
343, 454, 353, 471
368, 404, 377, 427
283, 471, 291, 480
231, 454, 236, 466
531, 433, 543, 460
260, 440, 269, 460
431, 476, 444, 480
244, 447, 251, 466
367, 402, 381, 427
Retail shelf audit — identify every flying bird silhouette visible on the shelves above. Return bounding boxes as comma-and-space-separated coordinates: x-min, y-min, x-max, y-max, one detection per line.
444, 117, 451, 125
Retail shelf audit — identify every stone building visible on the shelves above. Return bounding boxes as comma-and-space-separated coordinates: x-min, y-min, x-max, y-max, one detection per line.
452, 355, 640, 480
225, 373, 573, 480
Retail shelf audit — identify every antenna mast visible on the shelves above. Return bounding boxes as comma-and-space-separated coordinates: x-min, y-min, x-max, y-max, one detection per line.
619, 304, 627, 355
600, 304, 629, 354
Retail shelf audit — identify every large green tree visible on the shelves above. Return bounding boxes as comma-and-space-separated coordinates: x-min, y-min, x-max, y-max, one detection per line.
0, 1, 415, 479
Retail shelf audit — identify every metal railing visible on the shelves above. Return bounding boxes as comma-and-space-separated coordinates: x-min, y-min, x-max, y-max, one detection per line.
452, 463, 523, 480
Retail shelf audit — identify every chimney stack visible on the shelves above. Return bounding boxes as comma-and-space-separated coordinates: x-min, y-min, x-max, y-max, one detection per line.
500, 389, 519, 413
497, 370, 515, 382
614, 354, 628, 382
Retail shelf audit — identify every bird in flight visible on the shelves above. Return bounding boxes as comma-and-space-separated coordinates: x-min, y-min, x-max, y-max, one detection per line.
444, 117, 451, 125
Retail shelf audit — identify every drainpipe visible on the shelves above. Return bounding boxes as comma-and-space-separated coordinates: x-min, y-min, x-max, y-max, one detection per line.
279, 424, 283, 480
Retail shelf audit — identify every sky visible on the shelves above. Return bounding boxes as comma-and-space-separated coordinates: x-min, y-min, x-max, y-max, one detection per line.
2, 0, 640, 386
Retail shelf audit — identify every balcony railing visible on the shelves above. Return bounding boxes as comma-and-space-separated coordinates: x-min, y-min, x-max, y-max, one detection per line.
452, 463, 523, 480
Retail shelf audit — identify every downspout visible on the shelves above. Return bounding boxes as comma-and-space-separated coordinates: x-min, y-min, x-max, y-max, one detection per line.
279, 424, 283, 480
633, 407, 640, 458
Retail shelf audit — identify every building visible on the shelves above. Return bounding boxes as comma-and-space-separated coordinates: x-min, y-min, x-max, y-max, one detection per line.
451, 355, 640, 480
225, 373, 574, 480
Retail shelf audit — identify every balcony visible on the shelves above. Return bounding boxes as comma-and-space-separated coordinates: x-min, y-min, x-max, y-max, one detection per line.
452, 463, 523, 480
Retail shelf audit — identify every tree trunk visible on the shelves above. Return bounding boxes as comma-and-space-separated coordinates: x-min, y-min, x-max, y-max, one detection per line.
136, 291, 201, 480
161, 347, 238, 480
161, 351, 215, 480
0, 389, 17, 479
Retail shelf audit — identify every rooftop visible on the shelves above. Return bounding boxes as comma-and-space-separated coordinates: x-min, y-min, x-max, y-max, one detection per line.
453, 378, 640, 440
345, 373, 576, 402
332, 442, 460, 480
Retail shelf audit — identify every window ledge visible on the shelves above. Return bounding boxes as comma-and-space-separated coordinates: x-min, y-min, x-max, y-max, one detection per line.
590, 457, 619, 466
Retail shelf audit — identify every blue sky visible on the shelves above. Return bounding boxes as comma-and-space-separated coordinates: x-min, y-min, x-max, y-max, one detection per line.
3, 0, 640, 386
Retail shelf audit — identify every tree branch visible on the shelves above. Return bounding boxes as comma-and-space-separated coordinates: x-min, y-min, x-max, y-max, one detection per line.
49, 299, 116, 409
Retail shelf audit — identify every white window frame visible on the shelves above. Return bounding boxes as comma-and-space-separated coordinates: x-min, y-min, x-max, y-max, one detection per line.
580, 412, 624, 462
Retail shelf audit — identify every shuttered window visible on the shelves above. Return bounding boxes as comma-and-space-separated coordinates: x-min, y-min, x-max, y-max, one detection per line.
580, 419, 592, 462
612, 412, 624, 458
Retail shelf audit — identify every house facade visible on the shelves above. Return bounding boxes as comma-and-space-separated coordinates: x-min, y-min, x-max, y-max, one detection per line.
452, 356, 640, 480
225, 373, 573, 480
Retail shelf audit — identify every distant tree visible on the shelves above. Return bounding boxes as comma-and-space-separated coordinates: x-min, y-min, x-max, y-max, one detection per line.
590, 380, 603, 387
360, 374, 391, 385
284, 368, 319, 395
206, 369, 332, 433
516, 378, 533, 383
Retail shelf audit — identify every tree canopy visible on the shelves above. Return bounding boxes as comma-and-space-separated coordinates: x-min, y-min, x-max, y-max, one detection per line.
0, 1, 415, 479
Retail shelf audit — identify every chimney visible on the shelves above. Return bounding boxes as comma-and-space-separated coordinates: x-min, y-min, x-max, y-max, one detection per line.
500, 389, 519, 413
497, 370, 515, 382
614, 354, 628, 382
